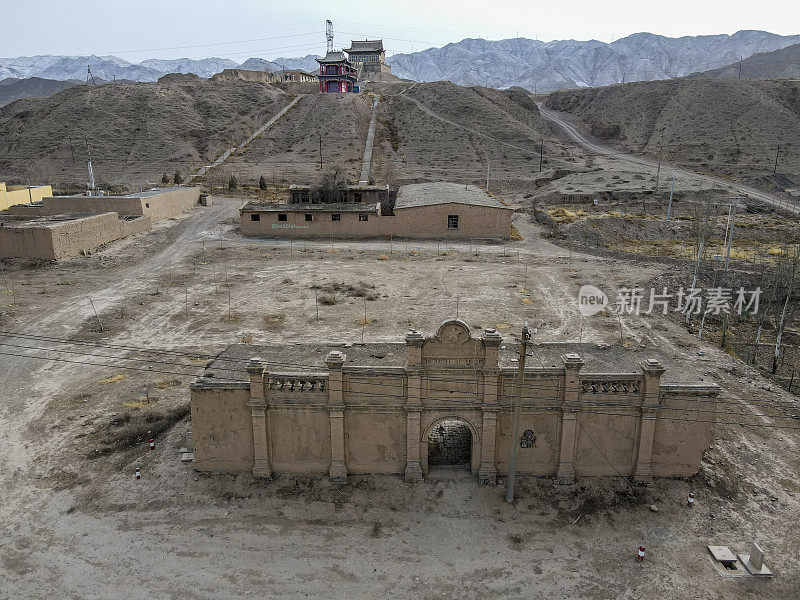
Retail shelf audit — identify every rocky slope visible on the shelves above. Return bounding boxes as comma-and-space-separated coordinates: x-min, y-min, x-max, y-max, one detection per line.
690, 42, 800, 80
0, 73, 290, 188
545, 78, 800, 189
0, 77, 82, 107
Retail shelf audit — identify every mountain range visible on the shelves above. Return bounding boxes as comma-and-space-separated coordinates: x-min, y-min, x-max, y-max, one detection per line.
388, 30, 800, 92
1, 30, 798, 92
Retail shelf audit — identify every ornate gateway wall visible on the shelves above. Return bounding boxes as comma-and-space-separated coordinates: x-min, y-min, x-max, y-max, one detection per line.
190, 321, 718, 483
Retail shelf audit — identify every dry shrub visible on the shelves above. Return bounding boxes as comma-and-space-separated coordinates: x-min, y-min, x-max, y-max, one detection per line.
263, 313, 286, 330
319, 294, 337, 305
89, 403, 190, 458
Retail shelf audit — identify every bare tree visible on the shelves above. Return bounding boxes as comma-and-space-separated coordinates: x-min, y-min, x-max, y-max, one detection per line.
312, 166, 348, 203
773, 242, 800, 374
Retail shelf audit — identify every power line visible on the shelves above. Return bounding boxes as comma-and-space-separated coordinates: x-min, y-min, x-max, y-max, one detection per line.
0, 330, 797, 413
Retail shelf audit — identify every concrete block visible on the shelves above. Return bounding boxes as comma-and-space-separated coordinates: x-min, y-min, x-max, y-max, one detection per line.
738, 542, 773, 577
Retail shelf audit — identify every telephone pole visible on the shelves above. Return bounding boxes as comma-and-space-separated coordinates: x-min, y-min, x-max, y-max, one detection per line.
655, 129, 664, 191
774, 145, 780, 174
318, 133, 323, 170
539, 140, 544, 172
505, 323, 530, 503
738, 58, 743, 80
723, 201, 737, 273
666, 166, 676, 221
486, 157, 490, 191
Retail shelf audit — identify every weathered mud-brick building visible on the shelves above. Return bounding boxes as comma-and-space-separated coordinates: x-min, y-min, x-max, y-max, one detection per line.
190, 321, 718, 483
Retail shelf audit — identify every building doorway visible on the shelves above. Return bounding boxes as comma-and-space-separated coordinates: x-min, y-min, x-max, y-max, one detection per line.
427, 419, 472, 470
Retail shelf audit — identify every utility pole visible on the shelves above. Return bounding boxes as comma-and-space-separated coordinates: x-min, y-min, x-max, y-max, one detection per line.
655, 129, 664, 191
539, 140, 544, 172
738, 58, 743, 80
666, 166, 676, 221
486, 158, 490, 191
774, 145, 780, 174
318, 133, 323, 170
724, 201, 737, 273
505, 323, 530, 503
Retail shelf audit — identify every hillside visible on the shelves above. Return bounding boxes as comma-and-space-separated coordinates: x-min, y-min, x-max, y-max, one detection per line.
0, 77, 81, 107
0, 73, 291, 188
212, 81, 585, 196
690, 42, 800, 80
545, 78, 800, 189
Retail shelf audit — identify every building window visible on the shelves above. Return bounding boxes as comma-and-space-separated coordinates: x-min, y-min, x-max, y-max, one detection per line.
359, 214, 368, 222
250, 214, 260, 222
332, 213, 341, 222
278, 213, 287, 221
305, 214, 313, 222
448, 215, 459, 229
353, 192, 362, 203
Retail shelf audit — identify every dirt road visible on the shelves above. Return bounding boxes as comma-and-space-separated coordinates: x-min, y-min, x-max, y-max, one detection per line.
538, 103, 800, 215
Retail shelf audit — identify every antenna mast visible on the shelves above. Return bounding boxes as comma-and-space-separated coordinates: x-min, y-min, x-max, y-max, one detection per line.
86, 141, 97, 196
326, 20, 334, 53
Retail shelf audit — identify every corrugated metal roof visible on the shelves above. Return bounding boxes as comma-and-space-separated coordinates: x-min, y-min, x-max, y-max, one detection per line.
394, 182, 511, 210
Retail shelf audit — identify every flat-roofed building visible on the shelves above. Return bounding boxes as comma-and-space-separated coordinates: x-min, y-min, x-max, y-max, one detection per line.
240, 181, 513, 239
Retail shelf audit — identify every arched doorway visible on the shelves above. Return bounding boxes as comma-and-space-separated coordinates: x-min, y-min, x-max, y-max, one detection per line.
427, 418, 472, 470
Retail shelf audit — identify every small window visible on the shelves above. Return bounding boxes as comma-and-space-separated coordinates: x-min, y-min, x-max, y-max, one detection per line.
353, 191, 362, 203
448, 215, 459, 229
277, 213, 287, 222
359, 214, 368, 222
305, 214, 313, 222
331, 213, 341, 222
250, 213, 260, 222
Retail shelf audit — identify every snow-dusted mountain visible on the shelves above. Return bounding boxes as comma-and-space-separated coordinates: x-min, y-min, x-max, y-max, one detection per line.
139, 57, 238, 78
2, 30, 798, 90
386, 30, 800, 92
0, 54, 322, 83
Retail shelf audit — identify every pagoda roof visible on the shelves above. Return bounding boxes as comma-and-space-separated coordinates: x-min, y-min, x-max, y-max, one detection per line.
316, 51, 352, 64
344, 40, 384, 53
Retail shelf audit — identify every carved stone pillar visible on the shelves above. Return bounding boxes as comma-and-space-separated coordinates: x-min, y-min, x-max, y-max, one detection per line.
404, 329, 424, 482
556, 353, 584, 483
479, 407, 498, 484
634, 359, 665, 484
478, 328, 502, 484
326, 351, 347, 481
246, 358, 270, 478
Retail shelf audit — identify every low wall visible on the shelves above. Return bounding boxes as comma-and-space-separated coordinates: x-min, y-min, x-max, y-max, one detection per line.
0, 183, 53, 211
5, 187, 200, 222
190, 325, 717, 481
0, 212, 152, 260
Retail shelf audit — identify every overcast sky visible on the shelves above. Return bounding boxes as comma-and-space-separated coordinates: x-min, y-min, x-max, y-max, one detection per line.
3, 0, 799, 61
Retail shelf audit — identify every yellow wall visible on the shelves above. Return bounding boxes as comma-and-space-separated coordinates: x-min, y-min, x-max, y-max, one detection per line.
0, 183, 54, 211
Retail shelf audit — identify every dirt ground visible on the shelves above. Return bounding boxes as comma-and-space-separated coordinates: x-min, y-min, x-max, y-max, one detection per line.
1, 193, 799, 599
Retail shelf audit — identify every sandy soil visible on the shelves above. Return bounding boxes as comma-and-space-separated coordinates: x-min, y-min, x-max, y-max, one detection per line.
1, 195, 798, 599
